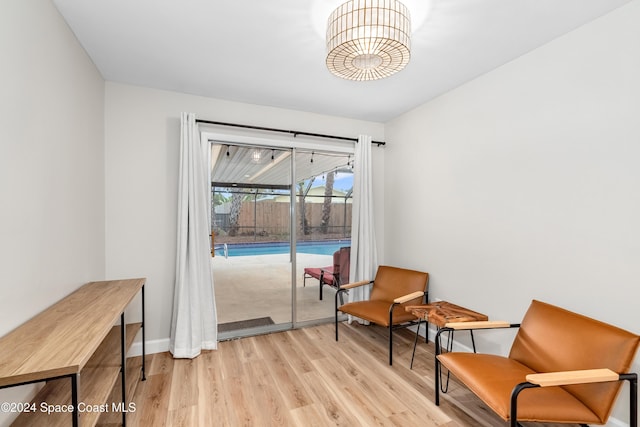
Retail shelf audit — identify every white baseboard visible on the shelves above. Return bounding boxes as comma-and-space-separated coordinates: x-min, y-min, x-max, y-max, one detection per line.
605, 416, 628, 427
128, 338, 170, 357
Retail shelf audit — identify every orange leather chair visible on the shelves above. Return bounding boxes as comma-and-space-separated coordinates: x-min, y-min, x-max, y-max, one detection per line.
335, 265, 429, 365
435, 300, 639, 427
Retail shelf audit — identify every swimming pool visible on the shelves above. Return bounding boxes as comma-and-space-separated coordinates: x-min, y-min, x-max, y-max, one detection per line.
216, 240, 351, 257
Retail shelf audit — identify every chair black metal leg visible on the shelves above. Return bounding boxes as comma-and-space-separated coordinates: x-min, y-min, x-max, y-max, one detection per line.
388, 324, 393, 365
388, 304, 398, 366
510, 382, 539, 427
423, 290, 429, 343
335, 291, 340, 341
434, 342, 441, 405
410, 319, 422, 369
620, 373, 638, 427
434, 328, 454, 394
435, 327, 458, 401
632, 376, 638, 427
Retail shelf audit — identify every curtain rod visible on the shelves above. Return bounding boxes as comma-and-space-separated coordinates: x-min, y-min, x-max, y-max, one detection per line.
195, 119, 386, 146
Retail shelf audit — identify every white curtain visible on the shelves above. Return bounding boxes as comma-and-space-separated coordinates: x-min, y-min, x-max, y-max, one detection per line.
348, 134, 378, 305
170, 112, 218, 358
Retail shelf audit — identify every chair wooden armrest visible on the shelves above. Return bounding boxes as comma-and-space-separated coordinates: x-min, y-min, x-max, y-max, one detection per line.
339, 280, 372, 290
526, 368, 619, 387
444, 320, 513, 330
393, 291, 425, 304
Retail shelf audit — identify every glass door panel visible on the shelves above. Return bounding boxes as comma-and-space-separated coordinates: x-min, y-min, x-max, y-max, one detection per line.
210, 143, 293, 338
294, 150, 353, 324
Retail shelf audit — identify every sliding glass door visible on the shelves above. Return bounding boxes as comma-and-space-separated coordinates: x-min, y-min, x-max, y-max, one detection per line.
209, 141, 353, 338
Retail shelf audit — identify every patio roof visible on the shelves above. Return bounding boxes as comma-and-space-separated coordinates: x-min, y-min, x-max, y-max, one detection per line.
211, 144, 353, 188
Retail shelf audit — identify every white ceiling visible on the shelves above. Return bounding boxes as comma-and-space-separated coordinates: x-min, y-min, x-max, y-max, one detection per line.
52, 0, 629, 123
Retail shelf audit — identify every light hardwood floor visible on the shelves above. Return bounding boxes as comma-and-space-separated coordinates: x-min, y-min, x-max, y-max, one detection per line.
119, 323, 582, 427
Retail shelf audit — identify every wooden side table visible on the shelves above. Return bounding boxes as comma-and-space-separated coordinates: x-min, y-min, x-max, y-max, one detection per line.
406, 301, 488, 368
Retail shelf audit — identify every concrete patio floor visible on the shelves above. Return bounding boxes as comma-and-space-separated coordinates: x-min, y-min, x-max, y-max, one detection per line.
212, 253, 339, 327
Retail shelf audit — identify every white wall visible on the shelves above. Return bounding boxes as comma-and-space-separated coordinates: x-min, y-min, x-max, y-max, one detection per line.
104, 82, 385, 347
385, 1, 640, 425
0, 0, 105, 424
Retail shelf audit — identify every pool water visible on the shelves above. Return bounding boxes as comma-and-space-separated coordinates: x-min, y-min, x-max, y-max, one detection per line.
217, 240, 351, 257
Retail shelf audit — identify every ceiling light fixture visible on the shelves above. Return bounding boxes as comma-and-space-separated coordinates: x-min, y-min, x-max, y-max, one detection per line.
326, 0, 411, 81
252, 150, 261, 163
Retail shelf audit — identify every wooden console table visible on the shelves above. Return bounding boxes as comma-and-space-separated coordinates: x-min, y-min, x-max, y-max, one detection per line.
0, 278, 146, 426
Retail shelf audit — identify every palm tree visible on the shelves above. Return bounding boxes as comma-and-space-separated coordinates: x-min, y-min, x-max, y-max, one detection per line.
228, 192, 243, 236
298, 178, 314, 235
320, 171, 335, 234
211, 191, 228, 230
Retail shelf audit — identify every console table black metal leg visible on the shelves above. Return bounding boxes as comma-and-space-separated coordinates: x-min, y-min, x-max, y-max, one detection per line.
71, 373, 79, 427
121, 313, 127, 427
141, 284, 146, 381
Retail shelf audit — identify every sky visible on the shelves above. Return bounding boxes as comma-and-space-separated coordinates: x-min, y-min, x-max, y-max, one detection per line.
306, 171, 353, 192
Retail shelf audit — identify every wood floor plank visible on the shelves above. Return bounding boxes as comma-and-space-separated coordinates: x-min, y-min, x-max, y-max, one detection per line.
245, 359, 293, 427
168, 358, 199, 411
166, 405, 197, 427
257, 333, 314, 410
299, 370, 362, 427
331, 325, 452, 427
218, 339, 244, 380
148, 350, 174, 376
270, 330, 316, 375
311, 354, 406, 419
288, 328, 329, 362
311, 359, 395, 426
289, 403, 337, 427
196, 350, 228, 427
124, 352, 173, 427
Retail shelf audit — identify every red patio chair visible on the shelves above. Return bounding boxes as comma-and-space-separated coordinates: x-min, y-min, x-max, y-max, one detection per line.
303, 246, 350, 300
303, 265, 335, 297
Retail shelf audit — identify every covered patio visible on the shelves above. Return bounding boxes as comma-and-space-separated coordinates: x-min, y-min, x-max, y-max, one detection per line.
213, 252, 340, 329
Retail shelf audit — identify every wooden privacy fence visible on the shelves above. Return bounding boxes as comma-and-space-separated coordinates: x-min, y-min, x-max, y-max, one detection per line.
232, 201, 352, 237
